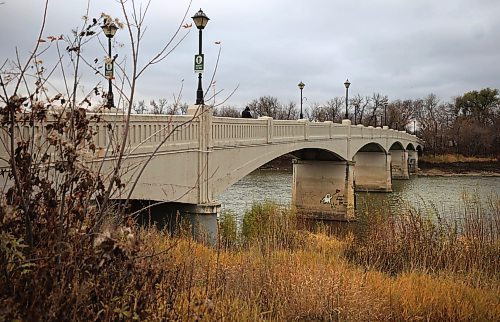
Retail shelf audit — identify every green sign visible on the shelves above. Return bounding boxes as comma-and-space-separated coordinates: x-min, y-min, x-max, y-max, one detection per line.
194, 54, 204, 73
105, 62, 114, 79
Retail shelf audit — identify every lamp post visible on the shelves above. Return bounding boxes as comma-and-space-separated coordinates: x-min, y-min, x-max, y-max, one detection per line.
354, 103, 359, 125
384, 101, 388, 126
192, 9, 210, 105
101, 20, 118, 108
344, 79, 350, 120
298, 81, 305, 119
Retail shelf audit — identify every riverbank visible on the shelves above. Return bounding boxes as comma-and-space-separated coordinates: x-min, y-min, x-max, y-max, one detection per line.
418, 158, 499, 176
261, 154, 500, 176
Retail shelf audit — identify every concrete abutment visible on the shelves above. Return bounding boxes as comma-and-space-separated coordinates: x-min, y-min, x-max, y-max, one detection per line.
391, 150, 410, 179
292, 160, 355, 221
353, 151, 392, 192
407, 150, 419, 174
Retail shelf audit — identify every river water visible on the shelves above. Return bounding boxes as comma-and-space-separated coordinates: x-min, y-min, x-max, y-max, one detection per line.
218, 170, 500, 220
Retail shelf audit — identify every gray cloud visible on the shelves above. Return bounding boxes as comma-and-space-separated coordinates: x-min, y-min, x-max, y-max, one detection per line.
1, 0, 499, 109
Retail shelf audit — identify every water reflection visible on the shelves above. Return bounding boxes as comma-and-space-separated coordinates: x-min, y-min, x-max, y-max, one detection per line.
218, 170, 500, 221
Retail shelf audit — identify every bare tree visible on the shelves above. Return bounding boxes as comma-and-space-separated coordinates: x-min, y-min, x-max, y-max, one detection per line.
277, 101, 298, 120
0, 0, 197, 245
214, 105, 240, 117
324, 97, 344, 123
133, 100, 147, 114
247, 96, 280, 118
366, 93, 387, 126
387, 99, 418, 130
350, 94, 370, 125
309, 103, 329, 122
149, 98, 168, 114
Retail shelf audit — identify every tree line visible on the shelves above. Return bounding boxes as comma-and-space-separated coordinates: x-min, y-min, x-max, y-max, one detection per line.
209, 89, 498, 157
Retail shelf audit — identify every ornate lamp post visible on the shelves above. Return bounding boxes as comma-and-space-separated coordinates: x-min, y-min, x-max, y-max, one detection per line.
354, 102, 359, 125
101, 21, 118, 108
192, 9, 210, 105
298, 81, 305, 119
344, 79, 350, 120
384, 101, 388, 126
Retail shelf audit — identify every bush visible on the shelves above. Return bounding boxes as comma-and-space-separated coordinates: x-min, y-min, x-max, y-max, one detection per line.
241, 201, 303, 250
218, 210, 239, 248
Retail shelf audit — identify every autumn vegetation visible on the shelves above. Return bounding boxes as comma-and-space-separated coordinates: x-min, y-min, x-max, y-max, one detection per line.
1, 0, 499, 320
2, 196, 499, 320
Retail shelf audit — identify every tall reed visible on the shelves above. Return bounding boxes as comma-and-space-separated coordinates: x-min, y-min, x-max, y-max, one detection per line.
345, 193, 500, 286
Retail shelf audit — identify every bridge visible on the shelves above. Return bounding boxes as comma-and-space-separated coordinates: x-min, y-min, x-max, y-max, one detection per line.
0, 107, 423, 221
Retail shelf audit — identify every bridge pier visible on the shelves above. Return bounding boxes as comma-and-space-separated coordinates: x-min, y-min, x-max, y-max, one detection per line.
131, 200, 219, 240
292, 160, 355, 221
353, 151, 392, 192
172, 202, 221, 244
408, 150, 419, 174
391, 150, 410, 179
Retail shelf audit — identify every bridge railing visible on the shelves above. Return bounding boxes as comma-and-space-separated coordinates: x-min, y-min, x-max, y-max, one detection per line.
212, 117, 268, 146
90, 113, 200, 156
308, 122, 330, 140
273, 120, 308, 142
209, 116, 419, 149
1, 111, 420, 153
211, 118, 352, 147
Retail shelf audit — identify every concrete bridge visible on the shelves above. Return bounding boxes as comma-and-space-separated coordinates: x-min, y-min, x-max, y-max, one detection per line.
0, 107, 423, 221
94, 107, 422, 220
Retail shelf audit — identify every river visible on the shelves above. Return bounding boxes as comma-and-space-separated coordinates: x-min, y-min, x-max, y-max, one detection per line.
218, 170, 500, 220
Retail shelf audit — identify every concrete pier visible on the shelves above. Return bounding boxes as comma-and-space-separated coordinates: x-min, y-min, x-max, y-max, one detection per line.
292, 160, 355, 221
391, 149, 410, 179
407, 149, 419, 174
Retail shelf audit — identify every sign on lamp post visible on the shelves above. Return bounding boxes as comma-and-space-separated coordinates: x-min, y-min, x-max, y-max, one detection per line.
194, 54, 204, 73
105, 61, 113, 79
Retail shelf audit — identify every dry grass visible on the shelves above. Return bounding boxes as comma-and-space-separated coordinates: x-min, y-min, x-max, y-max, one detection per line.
420, 153, 497, 163
129, 227, 500, 321
2, 198, 499, 321
345, 194, 500, 287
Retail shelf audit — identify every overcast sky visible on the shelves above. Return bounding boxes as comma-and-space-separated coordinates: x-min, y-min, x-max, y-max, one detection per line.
1, 0, 499, 110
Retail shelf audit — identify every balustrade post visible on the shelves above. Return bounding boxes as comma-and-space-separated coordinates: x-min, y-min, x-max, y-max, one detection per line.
206, 107, 213, 149
324, 121, 333, 139
196, 106, 214, 204
299, 118, 309, 141
342, 119, 352, 160
258, 116, 273, 144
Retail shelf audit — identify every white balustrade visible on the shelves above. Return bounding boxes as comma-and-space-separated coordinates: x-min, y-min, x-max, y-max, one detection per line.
1, 112, 422, 170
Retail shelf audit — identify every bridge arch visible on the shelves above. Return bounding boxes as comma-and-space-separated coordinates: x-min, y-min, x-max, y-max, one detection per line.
352, 142, 392, 192
389, 141, 405, 150
210, 143, 348, 198
356, 142, 387, 154
290, 148, 345, 161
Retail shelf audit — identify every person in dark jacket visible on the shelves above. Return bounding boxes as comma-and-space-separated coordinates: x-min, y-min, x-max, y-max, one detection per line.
241, 106, 252, 118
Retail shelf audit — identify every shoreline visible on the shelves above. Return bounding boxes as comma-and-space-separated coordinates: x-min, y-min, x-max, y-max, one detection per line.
418, 160, 499, 177
260, 156, 500, 177
416, 169, 500, 177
